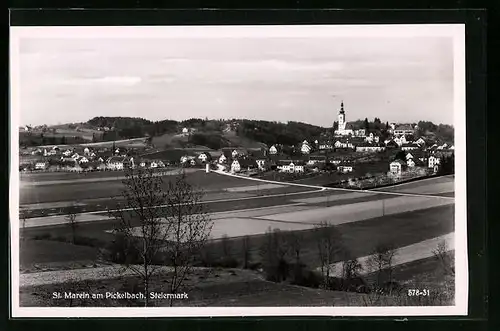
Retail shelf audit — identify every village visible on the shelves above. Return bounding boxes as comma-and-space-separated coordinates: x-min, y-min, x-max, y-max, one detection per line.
19, 102, 455, 188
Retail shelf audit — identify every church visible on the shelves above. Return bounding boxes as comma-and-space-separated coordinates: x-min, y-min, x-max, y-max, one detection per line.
333, 101, 355, 136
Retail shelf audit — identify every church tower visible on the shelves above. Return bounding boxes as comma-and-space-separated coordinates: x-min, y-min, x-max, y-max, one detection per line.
338, 101, 346, 131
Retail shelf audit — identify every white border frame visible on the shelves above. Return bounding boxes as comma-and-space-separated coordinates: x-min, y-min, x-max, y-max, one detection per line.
9, 24, 467, 317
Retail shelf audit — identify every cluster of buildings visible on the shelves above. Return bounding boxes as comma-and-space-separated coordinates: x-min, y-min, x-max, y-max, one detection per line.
21, 145, 166, 173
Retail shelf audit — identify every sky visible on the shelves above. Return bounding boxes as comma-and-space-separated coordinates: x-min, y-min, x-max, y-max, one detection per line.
13, 26, 456, 127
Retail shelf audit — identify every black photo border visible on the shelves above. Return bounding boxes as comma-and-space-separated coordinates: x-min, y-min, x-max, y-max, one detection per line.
4, 7, 489, 331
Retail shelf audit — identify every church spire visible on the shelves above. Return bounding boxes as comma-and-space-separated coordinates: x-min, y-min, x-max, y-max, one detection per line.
340, 100, 345, 114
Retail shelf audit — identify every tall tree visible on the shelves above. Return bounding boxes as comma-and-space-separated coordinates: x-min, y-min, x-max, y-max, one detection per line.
364, 118, 370, 131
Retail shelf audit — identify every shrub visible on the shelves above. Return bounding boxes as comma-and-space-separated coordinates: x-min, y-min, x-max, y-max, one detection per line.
290, 263, 323, 288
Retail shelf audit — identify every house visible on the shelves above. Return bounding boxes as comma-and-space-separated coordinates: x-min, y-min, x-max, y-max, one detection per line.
401, 143, 420, 151
428, 155, 441, 168
218, 154, 227, 164
437, 143, 449, 150
393, 124, 415, 136
230, 159, 255, 173
180, 155, 195, 164
307, 155, 327, 165
301, 142, 312, 154
318, 142, 334, 150
337, 163, 354, 173
389, 160, 407, 175
107, 156, 130, 171
198, 152, 212, 163
182, 127, 189, 134
356, 143, 386, 153
354, 128, 366, 137
83, 147, 90, 155
449, 145, 455, 150
255, 159, 267, 171
34, 162, 48, 170
269, 145, 278, 155
393, 135, 408, 147
415, 137, 427, 146
78, 157, 89, 164
277, 160, 305, 173
71, 153, 80, 160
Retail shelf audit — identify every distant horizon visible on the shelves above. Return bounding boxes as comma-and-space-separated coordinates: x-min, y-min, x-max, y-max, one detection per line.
19, 113, 454, 129
13, 26, 456, 128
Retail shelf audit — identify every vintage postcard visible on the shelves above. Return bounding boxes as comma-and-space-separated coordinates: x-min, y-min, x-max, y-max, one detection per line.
10, 24, 467, 317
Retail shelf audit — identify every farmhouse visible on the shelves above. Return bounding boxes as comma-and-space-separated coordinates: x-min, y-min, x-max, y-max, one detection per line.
269, 145, 278, 155
301, 141, 312, 154
107, 156, 130, 171
230, 159, 256, 173
78, 157, 89, 164
198, 152, 212, 163
393, 124, 415, 136
337, 163, 354, 173
35, 161, 48, 170
389, 160, 407, 175
277, 160, 305, 173
218, 154, 227, 164
428, 155, 441, 168
356, 143, 386, 153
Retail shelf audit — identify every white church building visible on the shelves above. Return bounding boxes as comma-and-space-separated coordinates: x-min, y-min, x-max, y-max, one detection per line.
334, 101, 354, 136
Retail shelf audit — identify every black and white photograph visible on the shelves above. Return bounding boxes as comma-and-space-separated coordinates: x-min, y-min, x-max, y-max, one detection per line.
10, 24, 467, 317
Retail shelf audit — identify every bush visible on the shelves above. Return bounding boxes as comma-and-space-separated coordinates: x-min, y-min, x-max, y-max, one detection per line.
104, 232, 141, 264
290, 263, 323, 288
263, 258, 290, 282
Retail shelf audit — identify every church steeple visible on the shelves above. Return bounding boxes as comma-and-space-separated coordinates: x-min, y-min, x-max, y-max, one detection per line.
339, 100, 345, 114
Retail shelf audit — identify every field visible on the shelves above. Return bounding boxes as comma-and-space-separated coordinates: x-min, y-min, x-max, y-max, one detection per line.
17, 170, 456, 307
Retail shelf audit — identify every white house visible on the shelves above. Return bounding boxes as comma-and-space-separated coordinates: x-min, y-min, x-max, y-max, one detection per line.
277, 161, 304, 173
63, 150, 72, 157
337, 164, 354, 173
437, 143, 448, 150
256, 159, 266, 171
218, 154, 227, 164
71, 153, 80, 160
197, 152, 211, 163
407, 158, 415, 167
389, 160, 407, 175
182, 127, 189, 134
393, 135, 408, 147
393, 124, 415, 136
107, 156, 128, 171
428, 155, 441, 168
150, 161, 158, 168
449, 145, 455, 150
356, 144, 386, 153
83, 147, 90, 155
35, 162, 48, 170
231, 150, 240, 158
231, 159, 241, 173
79, 157, 89, 164
301, 143, 312, 154
415, 137, 427, 146
269, 145, 278, 155
180, 155, 194, 164
319, 143, 334, 150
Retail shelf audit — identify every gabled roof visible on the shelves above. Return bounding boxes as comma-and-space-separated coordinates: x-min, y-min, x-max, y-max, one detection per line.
394, 124, 414, 131
391, 159, 407, 165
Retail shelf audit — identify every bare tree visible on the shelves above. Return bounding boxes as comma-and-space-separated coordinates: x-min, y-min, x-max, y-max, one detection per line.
341, 258, 364, 291
367, 242, 397, 290
65, 203, 79, 244
432, 240, 455, 276
260, 227, 290, 282
161, 171, 213, 306
314, 221, 344, 289
109, 167, 212, 307
109, 166, 170, 307
242, 235, 251, 269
